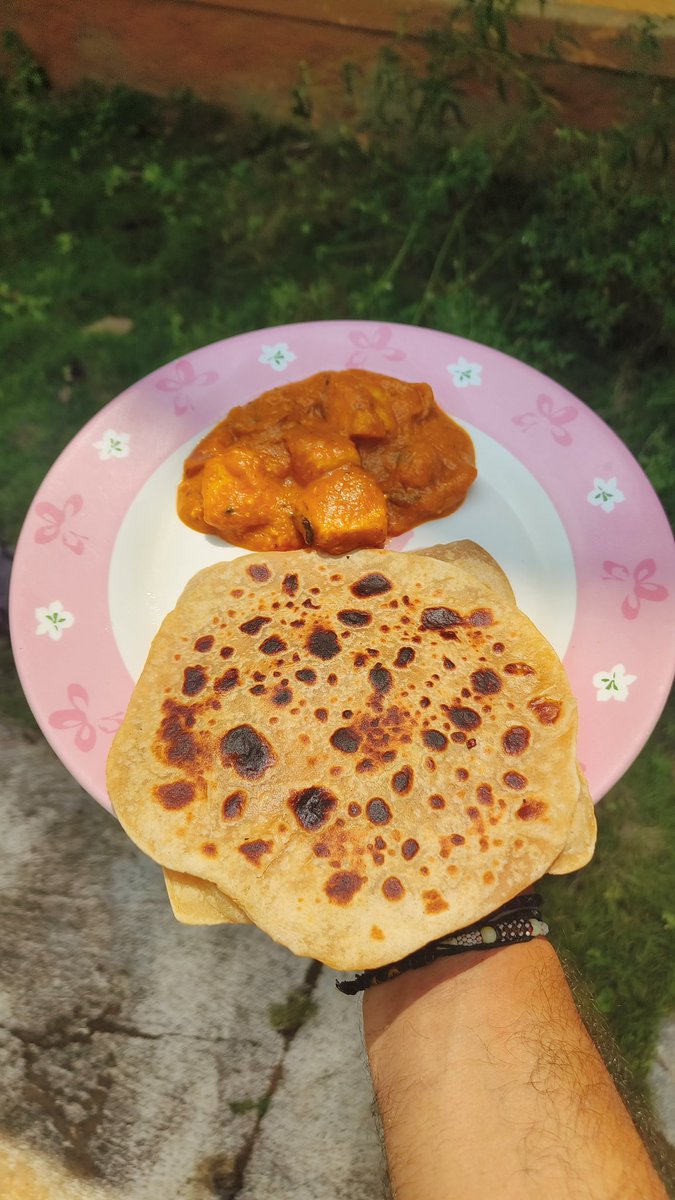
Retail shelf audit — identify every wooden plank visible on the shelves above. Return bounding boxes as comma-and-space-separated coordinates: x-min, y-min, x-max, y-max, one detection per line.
1, 0, 673, 124
1, 0, 395, 106
177, 0, 675, 23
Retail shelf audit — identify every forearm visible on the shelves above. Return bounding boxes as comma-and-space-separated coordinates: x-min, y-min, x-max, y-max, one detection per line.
363, 939, 666, 1200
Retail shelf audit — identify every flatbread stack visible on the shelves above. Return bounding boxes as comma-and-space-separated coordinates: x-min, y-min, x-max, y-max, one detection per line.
107, 543, 595, 969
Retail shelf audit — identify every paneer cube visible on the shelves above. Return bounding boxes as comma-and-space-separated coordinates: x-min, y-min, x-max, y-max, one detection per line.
201, 447, 274, 533
298, 465, 388, 554
285, 426, 361, 485
322, 373, 397, 440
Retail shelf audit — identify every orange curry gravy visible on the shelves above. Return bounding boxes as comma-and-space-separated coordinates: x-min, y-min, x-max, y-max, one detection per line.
177, 369, 476, 555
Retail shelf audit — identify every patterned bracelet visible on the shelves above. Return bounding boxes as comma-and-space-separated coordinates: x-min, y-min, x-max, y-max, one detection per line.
336, 892, 548, 995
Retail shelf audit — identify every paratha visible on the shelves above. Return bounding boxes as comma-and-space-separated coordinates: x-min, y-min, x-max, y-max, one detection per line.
108, 546, 593, 969
160, 542, 593, 926
163, 868, 249, 925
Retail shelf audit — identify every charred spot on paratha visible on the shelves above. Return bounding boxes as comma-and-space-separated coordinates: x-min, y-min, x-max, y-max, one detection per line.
447, 706, 481, 731
330, 728, 361, 753
156, 699, 205, 769
260, 635, 287, 655
240, 616, 271, 636
325, 871, 365, 904
369, 665, 392, 694
338, 609, 372, 627
401, 838, 419, 860
529, 698, 562, 724
351, 573, 392, 598
307, 627, 341, 660
503, 771, 527, 789
504, 662, 534, 676
423, 889, 448, 914
282, 573, 298, 596
214, 667, 240, 692
421, 607, 463, 630
239, 839, 272, 864
468, 609, 493, 626
422, 729, 448, 751
222, 791, 246, 820
220, 725, 276, 779
194, 635, 214, 652
470, 669, 501, 695
248, 564, 271, 582
289, 786, 338, 831
155, 780, 195, 810
503, 726, 531, 755
182, 666, 207, 696
382, 877, 405, 900
516, 800, 547, 821
392, 766, 413, 795
394, 647, 415, 667
366, 798, 392, 825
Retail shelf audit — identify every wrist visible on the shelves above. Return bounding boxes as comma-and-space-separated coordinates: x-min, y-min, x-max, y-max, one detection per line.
363, 937, 558, 1045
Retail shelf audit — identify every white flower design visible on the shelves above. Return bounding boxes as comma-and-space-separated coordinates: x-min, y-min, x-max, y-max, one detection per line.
35, 601, 75, 641
259, 342, 297, 372
587, 477, 625, 514
592, 663, 637, 702
447, 356, 482, 389
93, 429, 130, 460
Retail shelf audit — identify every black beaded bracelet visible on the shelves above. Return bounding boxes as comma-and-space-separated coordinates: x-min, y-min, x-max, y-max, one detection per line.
336, 892, 548, 995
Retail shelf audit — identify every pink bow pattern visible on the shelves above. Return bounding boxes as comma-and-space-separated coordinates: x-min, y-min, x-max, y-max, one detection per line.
155, 358, 219, 415
346, 326, 406, 369
602, 558, 668, 620
49, 684, 124, 753
512, 394, 578, 446
34, 494, 88, 555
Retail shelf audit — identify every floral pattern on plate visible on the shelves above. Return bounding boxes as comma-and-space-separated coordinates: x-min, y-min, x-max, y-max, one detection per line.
512, 393, 578, 446
35, 601, 74, 640
93, 430, 130, 460
345, 325, 406, 369
447, 356, 482, 388
602, 558, 669, 620
592, 664, 637, 703
33, 494, 88, 555
155, 358, 219, 415
258, 342, 297, 371
587, 477, 625, 514
49, 684, 125, 753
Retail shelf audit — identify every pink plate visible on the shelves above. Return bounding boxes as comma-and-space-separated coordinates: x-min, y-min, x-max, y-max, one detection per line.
10, 321, 675, 812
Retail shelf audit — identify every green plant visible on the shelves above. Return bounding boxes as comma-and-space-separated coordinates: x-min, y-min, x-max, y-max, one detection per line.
268, 988, 317, 1038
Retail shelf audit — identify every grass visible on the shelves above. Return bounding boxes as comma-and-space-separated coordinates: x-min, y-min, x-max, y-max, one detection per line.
268, 988, 318, 1039
1, 9, 674, 1106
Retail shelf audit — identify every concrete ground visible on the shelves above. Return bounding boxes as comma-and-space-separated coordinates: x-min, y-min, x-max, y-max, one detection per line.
0, 719, 672, 1199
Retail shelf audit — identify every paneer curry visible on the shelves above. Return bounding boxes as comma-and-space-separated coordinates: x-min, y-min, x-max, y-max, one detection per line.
177, 369, 476, 554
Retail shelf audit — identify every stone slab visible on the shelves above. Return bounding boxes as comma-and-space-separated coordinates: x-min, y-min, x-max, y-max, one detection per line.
0, 722, 308, 1199
650, 1017, 675, 1149
239, 969, 386, 1200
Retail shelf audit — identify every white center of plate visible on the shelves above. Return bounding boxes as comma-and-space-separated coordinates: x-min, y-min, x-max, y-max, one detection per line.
109, 422, 576, 681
